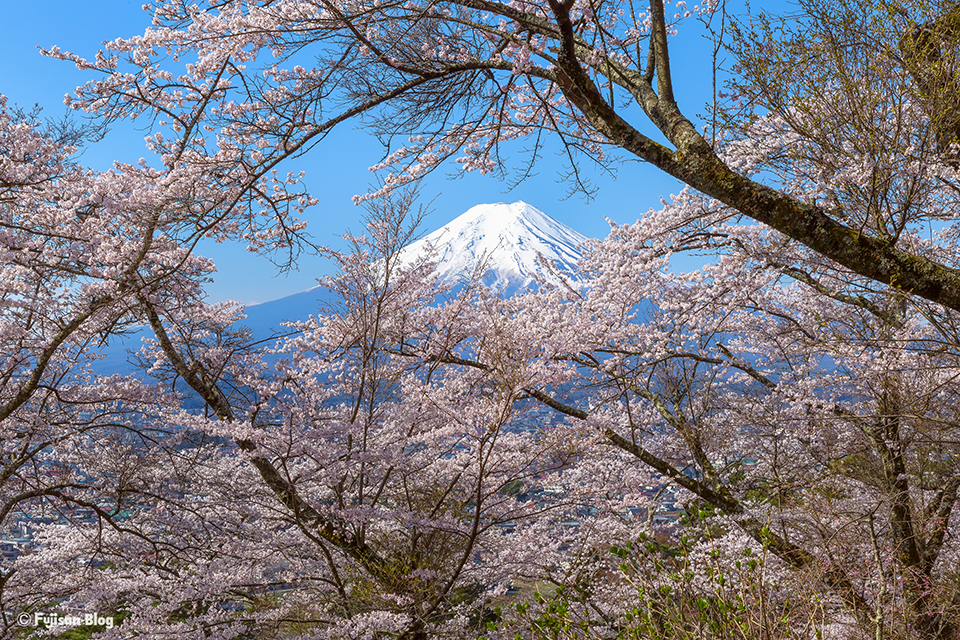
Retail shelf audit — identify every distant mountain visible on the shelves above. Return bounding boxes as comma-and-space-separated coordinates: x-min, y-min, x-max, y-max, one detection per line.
394, 201, 589, 293
243, 201, 590, 329
93, 202, 591, 375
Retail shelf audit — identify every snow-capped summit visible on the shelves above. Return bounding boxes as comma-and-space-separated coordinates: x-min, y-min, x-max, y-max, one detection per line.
397, 201, 588, 292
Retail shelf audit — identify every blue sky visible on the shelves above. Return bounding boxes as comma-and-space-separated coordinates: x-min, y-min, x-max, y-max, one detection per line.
0, 1, 751, 304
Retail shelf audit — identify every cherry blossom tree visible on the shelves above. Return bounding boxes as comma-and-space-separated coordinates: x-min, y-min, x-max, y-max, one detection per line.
455, 2, 960, 635
515, 206, 960, 639
0, 97, 174, 633
6, 190, 626, 639
0, 89, 321, 636
18, 0, 960, 638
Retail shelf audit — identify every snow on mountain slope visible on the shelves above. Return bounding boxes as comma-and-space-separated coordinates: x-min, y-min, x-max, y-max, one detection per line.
395, 201, 589, 292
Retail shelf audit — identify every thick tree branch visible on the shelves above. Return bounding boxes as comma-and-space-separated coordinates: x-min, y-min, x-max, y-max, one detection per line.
541, 0, 960, 315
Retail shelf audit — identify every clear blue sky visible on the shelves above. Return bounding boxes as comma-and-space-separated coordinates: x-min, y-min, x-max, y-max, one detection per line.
0, 1, 766, 304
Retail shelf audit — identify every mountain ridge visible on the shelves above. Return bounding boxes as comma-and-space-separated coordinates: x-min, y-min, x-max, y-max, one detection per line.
93, 202, 591, 374
242, 201, 591, 331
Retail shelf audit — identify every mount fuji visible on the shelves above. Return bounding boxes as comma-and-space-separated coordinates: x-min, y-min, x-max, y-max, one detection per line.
394, 201, 589, 292
241, 201, 591, 331
93, 202, 591, 373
